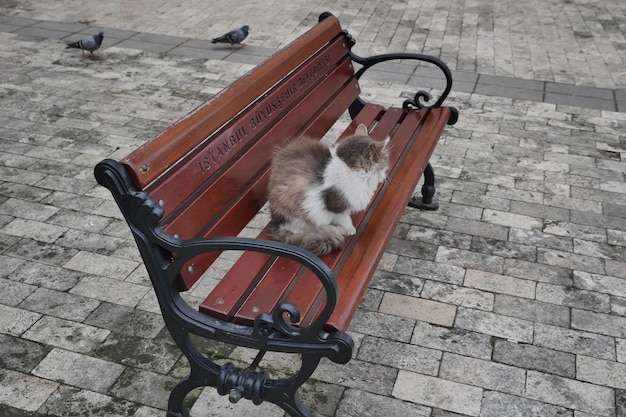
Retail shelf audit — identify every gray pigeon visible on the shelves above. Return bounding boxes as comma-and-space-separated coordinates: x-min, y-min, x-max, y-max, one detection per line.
66, 32, 104, 57
211, 25, 250, 49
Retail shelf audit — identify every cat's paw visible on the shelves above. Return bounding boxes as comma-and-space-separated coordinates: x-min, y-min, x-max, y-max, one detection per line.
345, 224, 357, 236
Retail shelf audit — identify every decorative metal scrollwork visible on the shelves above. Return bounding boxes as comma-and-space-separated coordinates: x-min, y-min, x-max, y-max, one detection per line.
403, 90, 433, 110
253, 302, 303, 339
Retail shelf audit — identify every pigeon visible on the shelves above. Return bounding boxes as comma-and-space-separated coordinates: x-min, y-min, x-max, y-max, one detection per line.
66, 32, 104, 57
211, 25, 250, 49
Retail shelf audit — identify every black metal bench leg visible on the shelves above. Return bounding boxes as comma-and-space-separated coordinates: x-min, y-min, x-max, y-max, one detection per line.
265, 354, 321, 417
165, 326, 221, 417
166, 376, 196, 417
408, 162, 439, 211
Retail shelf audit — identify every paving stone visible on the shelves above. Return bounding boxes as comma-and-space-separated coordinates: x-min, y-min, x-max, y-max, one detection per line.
492, 339, 575, 378
436, 246, 505, 274
38, 385, 140, 417
14, 26, 69, 40
536, 282, 611, 313
534, 323, 616, 361
439, 352, 526, 395
357, 336, 441, 376
394, 257, 466, 285
578, 355, 626, 390
482, 209, 543, 230
336, 388, 430, 417
349, 308, 416, 342
386, 237, 439, 260
64, 250, 138, 280
572, 309, 626, 339
430, 410, 473, 417
421, 281, 494, 311
7, 261, 83, 291
454, 307, 533, 343
470, 237, 537, 263
503, 258, 573, 286
23, 316, 109, 353
19, 287, 100, 321
526, 371, 615, 416
0, 198, 59, 221
0, 277, 35, 306
369, 270, 425, 298
32, 348, 125, 394
189, 386, 284, 417
84, 302, 165, 339
0, 334, 51, 374
0, 304, 41, 337
406, 224, 473, 250
46, 208, 112, 232
1, 218, 67, 243
0, 256, 25, 278
55, 228, 130, 255
393, 370, 483, 416
463, 269, 535, 299
9, 239, 78, 267
0, 369, 59, 412
606, 260, 626, 280
508, 228, 573, 252
445, 217, 508, 241
313, 358, 397, 395
379, 292, 456, 327
475, 84, 544, 102
411, 321, 492, 360
494, 294, 570, 327
614, 392, 626, 417
93, 333, 180, 374
480, 391, 572, 417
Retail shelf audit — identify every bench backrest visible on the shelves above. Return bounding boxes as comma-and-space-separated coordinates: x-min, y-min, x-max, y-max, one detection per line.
119, 15, 361, 290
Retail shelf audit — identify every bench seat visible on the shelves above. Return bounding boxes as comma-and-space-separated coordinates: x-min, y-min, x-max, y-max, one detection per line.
94, 11, 457, 417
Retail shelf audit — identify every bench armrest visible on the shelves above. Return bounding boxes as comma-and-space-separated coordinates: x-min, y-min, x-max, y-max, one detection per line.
350, 50, 453, 109
161, 232, 338, 332
95, 158, 351, 363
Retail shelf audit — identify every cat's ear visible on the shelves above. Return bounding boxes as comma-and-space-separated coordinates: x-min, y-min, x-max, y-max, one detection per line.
371, 139, 388, 155
355, 124, 368, 136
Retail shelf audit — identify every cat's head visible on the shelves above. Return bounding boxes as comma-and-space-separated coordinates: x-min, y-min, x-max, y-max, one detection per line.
335, 124, 390, 175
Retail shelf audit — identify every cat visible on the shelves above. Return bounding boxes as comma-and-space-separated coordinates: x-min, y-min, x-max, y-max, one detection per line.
267, 124, 390, 255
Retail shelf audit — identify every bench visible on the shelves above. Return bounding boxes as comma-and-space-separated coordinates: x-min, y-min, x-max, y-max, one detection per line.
94, 12, 458, 417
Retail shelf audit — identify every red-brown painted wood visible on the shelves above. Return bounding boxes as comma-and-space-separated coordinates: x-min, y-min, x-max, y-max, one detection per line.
120, 15, 344, 189
199, 103, 385, 317
176, 78, 362, 290
148, 39, 354, 220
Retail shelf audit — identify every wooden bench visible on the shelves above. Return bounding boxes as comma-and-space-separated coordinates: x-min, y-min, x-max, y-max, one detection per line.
94, 12, 458, 417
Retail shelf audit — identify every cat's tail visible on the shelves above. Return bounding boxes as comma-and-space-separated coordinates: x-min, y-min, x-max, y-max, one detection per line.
268, 224, 346, 256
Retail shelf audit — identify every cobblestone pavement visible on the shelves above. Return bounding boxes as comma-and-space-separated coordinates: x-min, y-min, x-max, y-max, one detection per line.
2, 0, 626, 90
1, 1, 626, 416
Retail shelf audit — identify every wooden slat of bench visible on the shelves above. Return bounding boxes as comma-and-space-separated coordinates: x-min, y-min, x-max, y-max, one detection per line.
227, 108, 409, 325
147, 38, 354, 221
176, 76, 363, 290
120, 15, 345, 189
199, 103, 385, 319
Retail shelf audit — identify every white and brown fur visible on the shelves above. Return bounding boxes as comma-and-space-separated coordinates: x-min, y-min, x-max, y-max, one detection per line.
267, 124, 389, 255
